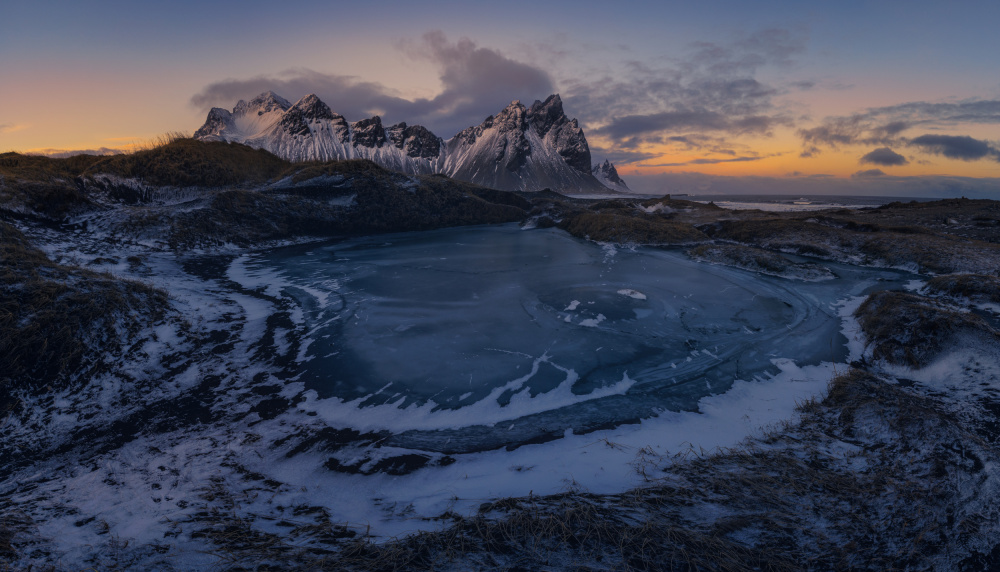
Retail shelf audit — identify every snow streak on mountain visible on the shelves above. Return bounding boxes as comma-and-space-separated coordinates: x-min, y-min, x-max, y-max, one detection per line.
592, 159, 630, 193
194, 92, 627, 193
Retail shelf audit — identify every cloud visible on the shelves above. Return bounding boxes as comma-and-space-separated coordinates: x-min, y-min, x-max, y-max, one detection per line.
587, 145, 660, 166
688, 28, 805, 75
646, 155, 770, 167
0, 123, 27, 134
799, 99, 1000, 150
852, 169, 886, 178
908, 134, 1000, 161
563, 28, 804, 144
399, 31, 553, 118
859, 147, 908, 166
590, 134, 752, 167
595, 111, 782, 140
190, 70, 409, 122
785, 171, 834, 178
799, 145, 820, 158
618, 133, 746, 156
191, 32, 555, 137
798, 116, 871, 148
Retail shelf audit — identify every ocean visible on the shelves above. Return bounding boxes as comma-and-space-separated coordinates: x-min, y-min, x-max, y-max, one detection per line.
680, 194, 934, 212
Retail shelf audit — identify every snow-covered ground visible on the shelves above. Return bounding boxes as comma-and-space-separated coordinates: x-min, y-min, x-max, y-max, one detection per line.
1, 223, 968, 569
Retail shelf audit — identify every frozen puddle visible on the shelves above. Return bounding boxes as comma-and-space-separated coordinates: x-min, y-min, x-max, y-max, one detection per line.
232, 224, 914, 454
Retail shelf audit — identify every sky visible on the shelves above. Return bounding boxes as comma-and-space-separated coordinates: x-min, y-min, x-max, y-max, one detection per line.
2, 0, 999, 195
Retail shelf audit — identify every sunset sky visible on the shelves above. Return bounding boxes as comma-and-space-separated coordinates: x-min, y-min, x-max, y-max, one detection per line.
2, 0, 999, 195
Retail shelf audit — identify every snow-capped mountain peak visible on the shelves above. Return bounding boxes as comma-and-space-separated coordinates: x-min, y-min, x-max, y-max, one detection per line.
235, 91, 292, 116
195, 91, 614, 193
526, 94, 591, 175
351, 116, 387, 149
592, 159, 630, 192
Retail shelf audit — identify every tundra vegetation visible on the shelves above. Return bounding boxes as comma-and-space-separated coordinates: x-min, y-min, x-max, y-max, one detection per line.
3, 139, 1000, 570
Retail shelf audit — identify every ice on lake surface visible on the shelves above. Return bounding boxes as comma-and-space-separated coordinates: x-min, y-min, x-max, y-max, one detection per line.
230, 224, 912, 453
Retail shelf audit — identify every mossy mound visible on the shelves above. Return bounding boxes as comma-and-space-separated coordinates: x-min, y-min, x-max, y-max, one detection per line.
688, 243, 835, 280
0, 222, 167, 399
0, 153, 100, 218
559, 211, 707, 245
707, 218, 1000, 274
82, 138, 290, 188
924, 273, 1000, 304
855, 290, 1000, 367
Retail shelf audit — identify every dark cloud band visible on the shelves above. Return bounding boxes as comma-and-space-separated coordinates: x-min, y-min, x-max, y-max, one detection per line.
799, 99, 1000, 151
859, 147, 908, 166
909, 134, 1000, 162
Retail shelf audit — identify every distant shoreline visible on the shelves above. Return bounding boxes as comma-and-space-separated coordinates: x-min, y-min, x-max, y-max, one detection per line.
676, 194, 938, 212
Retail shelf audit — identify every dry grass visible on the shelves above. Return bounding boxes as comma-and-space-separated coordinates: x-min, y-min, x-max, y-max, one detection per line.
855, 290, 1000, 367
0, 153, 101, 218
687, 243, 834, 281
0, 221, 167, 400
689, 243, 793, 274
560, 211, 708, 245
852, 198, 1000, 244
116, 162, 529, 249
82, 138, 290, 189
283, 158, 397, 185
924, 273, 1000, 304
706, 217, 1000, 274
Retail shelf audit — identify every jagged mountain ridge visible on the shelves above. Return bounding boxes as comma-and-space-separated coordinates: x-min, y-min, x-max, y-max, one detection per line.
593, 159, 629, 193
194, 91, 626, 193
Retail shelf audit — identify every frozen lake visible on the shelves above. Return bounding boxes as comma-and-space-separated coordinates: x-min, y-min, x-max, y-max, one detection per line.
229, 224, 913, 454
3, 222, 930, 559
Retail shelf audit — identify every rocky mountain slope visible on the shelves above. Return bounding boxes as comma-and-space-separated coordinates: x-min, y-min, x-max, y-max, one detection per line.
194, 92, 624, 194
592, 159, 629, 192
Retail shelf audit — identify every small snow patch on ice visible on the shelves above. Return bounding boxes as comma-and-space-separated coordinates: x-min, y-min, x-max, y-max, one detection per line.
599, 242, 617, 262
579, 314, 606, 328
617, 289, 646, 300
565, 300, 581, 311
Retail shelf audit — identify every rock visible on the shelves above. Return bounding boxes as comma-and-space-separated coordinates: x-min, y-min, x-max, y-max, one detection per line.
351, 116, 387, 149
280, 94, 348, 140
593, 159, 628, 190
387, 122, 441, 159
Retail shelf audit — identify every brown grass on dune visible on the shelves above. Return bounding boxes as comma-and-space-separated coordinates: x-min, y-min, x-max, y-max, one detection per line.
855, 290, 1000, 368
83, 138, 290, 189
560, 211, 708, 245
924, 273, 1000, 304
707, 217, 1000, 274
0, 221, 167, 400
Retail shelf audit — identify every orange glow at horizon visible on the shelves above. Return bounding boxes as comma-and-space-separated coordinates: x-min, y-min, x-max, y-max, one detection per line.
608, 127, 1000, 181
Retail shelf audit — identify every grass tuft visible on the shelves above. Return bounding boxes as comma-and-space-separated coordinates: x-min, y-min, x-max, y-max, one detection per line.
560, 211, 708, 245
0, 222, 167, 401
855, 290, 999, 367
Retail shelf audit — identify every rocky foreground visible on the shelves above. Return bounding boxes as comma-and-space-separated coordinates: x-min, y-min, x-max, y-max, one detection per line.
3, 141, 1000, 569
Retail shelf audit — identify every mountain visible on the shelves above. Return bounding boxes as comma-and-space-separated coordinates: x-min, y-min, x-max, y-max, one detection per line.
592, 159, 630, 192
194, 92, 615, 193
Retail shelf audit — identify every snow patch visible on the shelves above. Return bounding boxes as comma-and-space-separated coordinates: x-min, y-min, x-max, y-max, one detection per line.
617, 289, 647, 300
